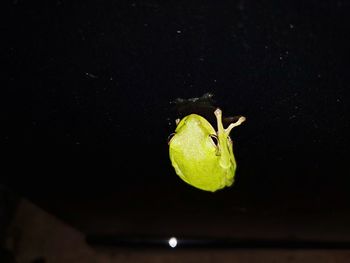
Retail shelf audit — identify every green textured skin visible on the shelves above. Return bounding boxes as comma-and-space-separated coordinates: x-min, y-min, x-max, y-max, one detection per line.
169, 109, 242, 192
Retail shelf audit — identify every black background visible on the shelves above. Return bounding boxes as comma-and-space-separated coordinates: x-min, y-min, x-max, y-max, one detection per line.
2, 0, 350, 239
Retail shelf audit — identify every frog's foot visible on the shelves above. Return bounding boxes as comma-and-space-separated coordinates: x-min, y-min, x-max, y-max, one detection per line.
214, 108, 222, 119
225, 116, 246, 134
214, 108, 245, 134
214, 108, 224, 133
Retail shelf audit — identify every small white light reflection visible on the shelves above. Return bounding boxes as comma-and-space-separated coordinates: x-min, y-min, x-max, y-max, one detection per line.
168, 237, 177, 248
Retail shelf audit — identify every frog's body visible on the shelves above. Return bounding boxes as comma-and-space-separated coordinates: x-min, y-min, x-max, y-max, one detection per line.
169, 108, 245, 192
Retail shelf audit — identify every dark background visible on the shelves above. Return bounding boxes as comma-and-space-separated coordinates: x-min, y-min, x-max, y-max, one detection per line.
2, 0, 350, 241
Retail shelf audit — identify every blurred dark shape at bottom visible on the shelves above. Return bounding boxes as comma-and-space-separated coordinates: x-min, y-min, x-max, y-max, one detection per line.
0, 248, 16, 263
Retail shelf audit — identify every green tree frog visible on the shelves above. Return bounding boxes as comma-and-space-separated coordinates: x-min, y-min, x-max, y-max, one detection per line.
168, 108, 245, 192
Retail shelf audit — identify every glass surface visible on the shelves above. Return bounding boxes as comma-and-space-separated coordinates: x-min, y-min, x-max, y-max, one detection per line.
2, 0, 350, 247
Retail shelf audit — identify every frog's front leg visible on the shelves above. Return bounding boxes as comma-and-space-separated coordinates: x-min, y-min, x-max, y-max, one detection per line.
214, 108, 245, 168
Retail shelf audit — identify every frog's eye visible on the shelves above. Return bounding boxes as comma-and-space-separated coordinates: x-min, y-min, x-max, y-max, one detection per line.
168, 133, 176, 145
209, 134, 218, 147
